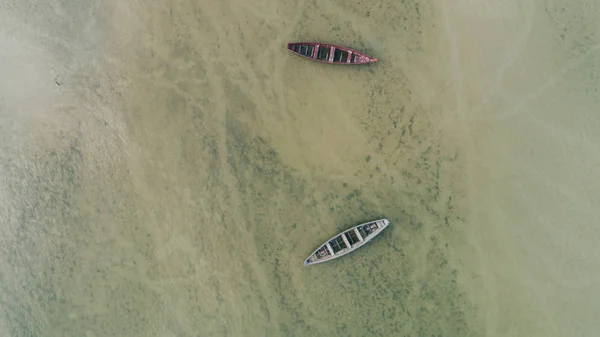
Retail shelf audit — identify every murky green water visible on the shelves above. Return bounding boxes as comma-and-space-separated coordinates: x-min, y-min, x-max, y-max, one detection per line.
2, 1, 599, 336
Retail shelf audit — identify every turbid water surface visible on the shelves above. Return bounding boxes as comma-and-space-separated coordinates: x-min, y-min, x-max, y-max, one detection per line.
1, 1, 599, 336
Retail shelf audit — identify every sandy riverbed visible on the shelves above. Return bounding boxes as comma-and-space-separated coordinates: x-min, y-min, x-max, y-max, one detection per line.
1, 1, 599, 336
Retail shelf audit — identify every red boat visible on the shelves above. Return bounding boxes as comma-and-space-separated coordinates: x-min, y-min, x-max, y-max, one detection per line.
286, 42, 378, 65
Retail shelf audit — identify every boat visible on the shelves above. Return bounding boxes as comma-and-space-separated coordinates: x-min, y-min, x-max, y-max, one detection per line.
286, 42, 378, 65
303, 219, 390, 266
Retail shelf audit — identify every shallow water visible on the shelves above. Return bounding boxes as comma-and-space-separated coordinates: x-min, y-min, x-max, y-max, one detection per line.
1, 0, 599, 336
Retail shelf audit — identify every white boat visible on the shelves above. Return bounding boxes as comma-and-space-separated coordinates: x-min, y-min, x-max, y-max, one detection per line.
303, 219, 390, 266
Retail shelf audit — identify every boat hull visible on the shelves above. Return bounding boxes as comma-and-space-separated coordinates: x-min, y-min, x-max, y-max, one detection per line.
303, 219, 390, 266
287, 42, 378, 65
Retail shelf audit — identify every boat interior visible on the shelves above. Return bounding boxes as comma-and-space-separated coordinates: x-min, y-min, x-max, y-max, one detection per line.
293, 44, 314, 58
306, 221, 386, 264
316, 246, 330, 258
329, 222, 380, 252
291, 44, 361, 63
333, 49, 349, 62
364, 222, 379, 236
316, 47, 329, 60
328, 236, 347, 253
345, 229, 361, 245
